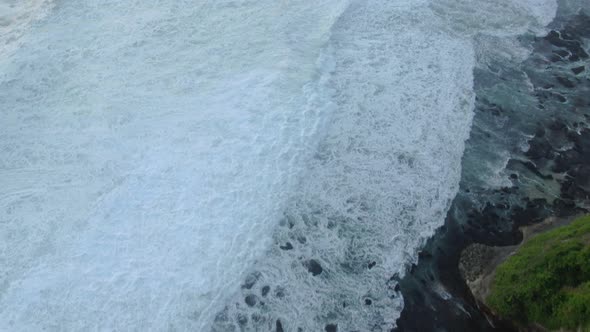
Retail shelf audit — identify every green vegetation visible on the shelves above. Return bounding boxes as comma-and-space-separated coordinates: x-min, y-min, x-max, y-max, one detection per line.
487, 215, 590, 331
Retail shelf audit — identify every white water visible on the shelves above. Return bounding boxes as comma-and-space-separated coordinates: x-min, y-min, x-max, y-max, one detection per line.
0, 0, 53, 58
0, 0, 556, 331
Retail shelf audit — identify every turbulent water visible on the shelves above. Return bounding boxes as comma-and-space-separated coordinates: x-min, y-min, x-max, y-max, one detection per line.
0, 1, 557, 331
397, 0, 590, 330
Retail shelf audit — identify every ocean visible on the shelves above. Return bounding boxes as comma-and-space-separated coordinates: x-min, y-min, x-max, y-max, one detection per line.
0, 1, 559, 330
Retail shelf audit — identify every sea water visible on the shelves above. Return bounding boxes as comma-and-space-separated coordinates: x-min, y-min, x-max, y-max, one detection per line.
0, 0, 557, 330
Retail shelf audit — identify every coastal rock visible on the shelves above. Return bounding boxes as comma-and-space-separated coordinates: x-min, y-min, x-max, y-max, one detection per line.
459, 243, 516, 303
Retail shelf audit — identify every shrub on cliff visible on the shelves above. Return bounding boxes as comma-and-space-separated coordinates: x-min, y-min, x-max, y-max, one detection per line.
487, 215, 590, 331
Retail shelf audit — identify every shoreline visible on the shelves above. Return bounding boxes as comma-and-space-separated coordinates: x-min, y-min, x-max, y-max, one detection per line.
459, 215, 581, 330
395, 3, 589, 331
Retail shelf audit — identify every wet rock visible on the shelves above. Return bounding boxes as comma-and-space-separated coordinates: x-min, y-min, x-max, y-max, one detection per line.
418, 250, 432, 259
325, 324, 337, 332
526, 136, 553, 160
279, 242, 293, 250
571, 65, 585, 75
306, 259, 323, 276
556, 76, 575, 88
274, 287, 285, 298
242, 271, 261, 290
553, 92, 567, 103
545, 30, 563, 46
245, 294, 257, 307
519, 160, 553, 180
511, 198, 550, 227
554, 150, 577, 172
553, 198, 578, 217
276, 319, 284, 332
554, 49, 570, 58
261, 285, 270, 297
237, 314, 248, 326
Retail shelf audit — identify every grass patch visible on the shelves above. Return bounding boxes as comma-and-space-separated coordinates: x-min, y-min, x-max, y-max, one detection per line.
487, 215, 590, 331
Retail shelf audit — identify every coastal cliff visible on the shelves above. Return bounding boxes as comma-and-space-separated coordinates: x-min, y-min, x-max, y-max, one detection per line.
461, 215, 590, 331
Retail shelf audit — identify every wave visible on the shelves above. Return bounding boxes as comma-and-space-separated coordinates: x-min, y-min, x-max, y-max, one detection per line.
212, 0, 558, 330
0, 0, 348, 330
0, 0, 557, 331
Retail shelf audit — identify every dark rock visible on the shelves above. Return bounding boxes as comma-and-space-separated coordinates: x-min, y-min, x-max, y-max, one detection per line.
553, 149, 581, 173
556, 76, 575, 88
418, 250, 432, 259
520, 160, 553, 180
325, 324, 337, 332
571, 65, 585, 74
261, 285, 270, 297
245, 295, 257, 307
553, 198, 578, 217
242, 272, 261, 289
526, 136, 553, 160
545, 30, 562, 46
553, 93, 567, 103
280, 242, 294, 250
554, 49, 570, 58
306, 259, 323, 276
276, 319, 284, 332
511, 198, 550, 227
274, 287, 285, 298
364, 298, 372, 305
297, 235, 307, 244
545, 30, 561, 46
368, 261, 376, 269
237, 314, 248, 326
573, 47, 589, 59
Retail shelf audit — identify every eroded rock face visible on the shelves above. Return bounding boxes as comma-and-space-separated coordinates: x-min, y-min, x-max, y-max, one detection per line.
459, 244, 496, 283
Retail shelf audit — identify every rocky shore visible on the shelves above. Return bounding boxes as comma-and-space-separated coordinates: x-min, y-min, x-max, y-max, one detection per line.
459, 216, 578, 320
396, 2, 589, 331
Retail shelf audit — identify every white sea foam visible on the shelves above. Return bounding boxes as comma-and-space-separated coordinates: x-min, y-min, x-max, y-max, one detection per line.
0, 0, 557, 331
0, 0, 53, 58
0, 1, 348, 330
214, 0, 558, 330
214, 1, 475, 330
